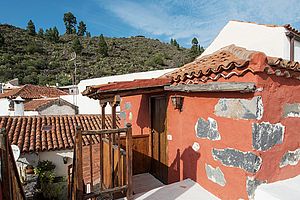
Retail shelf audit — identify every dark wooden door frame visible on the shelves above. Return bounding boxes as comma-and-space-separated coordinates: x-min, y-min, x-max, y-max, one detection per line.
149, 95, 168, 184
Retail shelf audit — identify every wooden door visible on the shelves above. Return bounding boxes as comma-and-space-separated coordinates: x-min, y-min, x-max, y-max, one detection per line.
150, 96, 168, 184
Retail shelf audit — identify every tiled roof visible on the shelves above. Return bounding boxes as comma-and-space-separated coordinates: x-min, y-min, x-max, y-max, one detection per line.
0, 115, 116, 153
231, 21, 300, 34
82, 78, 171, 97
24, 98, 77, 112
0, 84, 68, 99
284, 24, 300, 36
24, 99, 57, 111
166, 45, 300, 84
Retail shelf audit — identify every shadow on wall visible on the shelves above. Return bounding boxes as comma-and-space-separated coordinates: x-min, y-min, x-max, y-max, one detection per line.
142, 146, 200, 200
169, 147, 201, 183
136, 95, 150, 135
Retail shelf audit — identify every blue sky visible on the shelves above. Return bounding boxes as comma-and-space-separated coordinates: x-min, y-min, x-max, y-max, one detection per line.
1, 0, 300, 47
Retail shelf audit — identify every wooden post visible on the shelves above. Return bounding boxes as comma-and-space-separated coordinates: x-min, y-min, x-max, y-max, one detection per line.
126, 123, 133, 200
110, 95, 120, 188
117, 133, 121, 186
0, 128, 12, 200
99, 134, 103, 190
75, 126, 83, 200
99, 101, 106, 190
290, 35, 295, 61
89, 136, 93, 192
100, 101, 107, 129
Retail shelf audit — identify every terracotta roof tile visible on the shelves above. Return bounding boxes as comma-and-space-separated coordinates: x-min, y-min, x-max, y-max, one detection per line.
82, 78, 171, 97
24, 98, 78, 111
0, 84, 68, 99
24, 98, 57, 111
0, 115, 117, 153
167, 45, 254, 83
284, 24, 300, 36
166, 45, 300, 84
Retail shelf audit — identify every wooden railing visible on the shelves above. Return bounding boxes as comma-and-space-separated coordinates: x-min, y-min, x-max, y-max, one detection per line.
69, 124, 133, 200
0, 128, 26, 200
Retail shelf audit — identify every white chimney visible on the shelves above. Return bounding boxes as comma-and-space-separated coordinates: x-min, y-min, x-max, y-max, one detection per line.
13, 96, 25, 116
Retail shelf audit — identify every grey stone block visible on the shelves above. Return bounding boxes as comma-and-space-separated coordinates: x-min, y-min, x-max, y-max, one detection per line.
119, 111, 126, 119
252, 122, 284, 151
212, 148, 262, 173
283, 103, 300, 118
214, 96, 263, 120
280, 148, 300, 168
205, 164, 226, 186
195, 117, 221, 140
246, 177, 264, 200
125, 102, 132, 110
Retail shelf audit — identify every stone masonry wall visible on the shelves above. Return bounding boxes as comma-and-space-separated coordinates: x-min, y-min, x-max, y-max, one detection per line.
166, 73, 300, 200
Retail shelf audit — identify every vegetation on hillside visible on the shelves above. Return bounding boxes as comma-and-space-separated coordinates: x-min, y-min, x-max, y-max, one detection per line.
0, 12, 204, 86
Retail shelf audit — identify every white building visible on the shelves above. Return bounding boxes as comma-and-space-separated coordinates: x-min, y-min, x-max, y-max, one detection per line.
61, 68, 177, 114
201, 20, 300, 62
0, 84, 69, 116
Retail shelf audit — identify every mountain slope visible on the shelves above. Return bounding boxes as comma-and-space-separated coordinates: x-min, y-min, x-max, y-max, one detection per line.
0, 24, 199, 86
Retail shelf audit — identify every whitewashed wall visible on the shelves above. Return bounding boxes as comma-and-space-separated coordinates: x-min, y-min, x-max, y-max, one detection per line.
0, 98, 10, 116
40, 104, 76, 115
200, 21, 297, 61
294, 40, 300, 61
17, 149, 74, 177
61, 68, 177, 115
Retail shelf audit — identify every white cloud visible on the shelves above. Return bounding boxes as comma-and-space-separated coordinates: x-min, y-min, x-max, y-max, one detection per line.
96, 0, 300, 47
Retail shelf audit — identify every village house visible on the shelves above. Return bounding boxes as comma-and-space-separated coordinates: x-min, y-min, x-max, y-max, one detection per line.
61, 68, 177, 115
23, 98, 78, 116
0, 78, 20, 93
0, 114, 113, 177
0, 84, 78, 116
82, 21, 300, 199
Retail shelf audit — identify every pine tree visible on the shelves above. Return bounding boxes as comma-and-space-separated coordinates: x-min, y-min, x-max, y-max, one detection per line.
52, 27, 60, 42
191, 37, 198, 46
72, 37, 83, 54
27, 20, 36, 35
98, 34, 108, 57
38, 28, 44, 37
63, 12, 77, 34
190, 37, 204, 58
86, 31, 91, 38
173, 39, 177, 46
0, 31, 4, 47
77, 21, 87, 36
170, 38, 174, 45
173, 39, 180, 49
45, 27, 59, 42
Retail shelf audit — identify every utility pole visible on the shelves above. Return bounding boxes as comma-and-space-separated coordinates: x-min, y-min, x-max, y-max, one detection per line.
69, 52, 77, 106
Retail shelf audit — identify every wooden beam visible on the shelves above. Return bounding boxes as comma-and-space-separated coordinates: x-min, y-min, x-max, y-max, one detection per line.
0, 128, 12, 200
100, 101, 107, 130
290, 35, 295, 61
83, 185, 128, 199
90, 87, 165, 100
164, 82, 256, 93
126, 123, 133, 200
82, 128, 128, 135
75, 126, 83, 200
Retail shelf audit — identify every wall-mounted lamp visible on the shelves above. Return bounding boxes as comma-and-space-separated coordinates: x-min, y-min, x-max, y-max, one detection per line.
63, 156, 68, 164
171, 95, 184, 111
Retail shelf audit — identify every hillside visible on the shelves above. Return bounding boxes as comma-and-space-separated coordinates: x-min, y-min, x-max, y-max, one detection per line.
0, 24, 200, 86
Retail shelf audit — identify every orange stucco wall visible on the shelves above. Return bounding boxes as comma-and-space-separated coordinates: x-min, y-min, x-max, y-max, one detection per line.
119, 94, 151, 136
166, 73, 259, 199
255, 74, 300, 182
118, 71, 300, 199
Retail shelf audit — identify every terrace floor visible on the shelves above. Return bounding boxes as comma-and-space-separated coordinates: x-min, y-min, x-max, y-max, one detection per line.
119, 173, 219, 200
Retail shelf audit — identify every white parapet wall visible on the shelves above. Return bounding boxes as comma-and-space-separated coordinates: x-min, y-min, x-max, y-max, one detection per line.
200, 21, 297, 61
17, 149, 74, 178
61, 68, 177, 115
